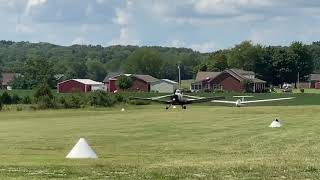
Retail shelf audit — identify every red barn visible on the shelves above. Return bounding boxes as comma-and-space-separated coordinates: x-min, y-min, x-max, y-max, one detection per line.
191, 69, 266, 93
57, 79, 104, 93
103, 73, 159, 92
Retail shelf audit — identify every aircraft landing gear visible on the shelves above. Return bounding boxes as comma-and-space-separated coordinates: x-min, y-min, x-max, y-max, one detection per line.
166, 104, 172, 110
182, 105, 187, 109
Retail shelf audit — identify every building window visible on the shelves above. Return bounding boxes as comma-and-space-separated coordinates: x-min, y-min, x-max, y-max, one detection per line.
212, 84, 222, 90
192, 83, 202, 90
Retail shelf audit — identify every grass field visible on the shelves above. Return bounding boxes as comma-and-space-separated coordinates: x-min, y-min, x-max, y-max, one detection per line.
1, 105, 320, 179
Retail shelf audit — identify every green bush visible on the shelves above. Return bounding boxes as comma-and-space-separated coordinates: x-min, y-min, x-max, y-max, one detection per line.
115, 93, 125, 103
65, 94, 83, 109
22, 95, 32, 104
16, 106, 23, 111
37, 95, 56, 109
11, 94, 21, 104
57, 96, 68, 108
34, 84, 55, 109
129, 99, 151, 105
300, 88, 305, 93
117, 75, 132, 90
1, 92, 12, 104
89, 90, 115, 107
0, 101, 3, 111
34, 84, 53, 102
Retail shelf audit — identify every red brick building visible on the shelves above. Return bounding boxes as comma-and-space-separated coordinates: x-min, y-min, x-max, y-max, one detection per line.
103, 73, 159, 92
310, 74, 320, 88
191, 69, 266, 93
57, 79, 104, 93
1, 73, 20, 90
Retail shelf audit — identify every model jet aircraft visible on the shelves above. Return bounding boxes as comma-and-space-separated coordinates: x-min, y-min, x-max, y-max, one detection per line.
212, 96, 295, 107
130, 89, 224, 109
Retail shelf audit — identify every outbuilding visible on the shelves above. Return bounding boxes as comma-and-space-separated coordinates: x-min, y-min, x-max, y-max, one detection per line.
191, 69, 266, 93
1, 73, 20, 90
150, 79, 178, 93
310, 74, 320, 88
103, 73, 159, 92
57, 79, 104, 93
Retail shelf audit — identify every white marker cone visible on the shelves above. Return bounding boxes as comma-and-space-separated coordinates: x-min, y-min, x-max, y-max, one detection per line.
121, 108, 125, 112
269, 120, 282, 128
173, 106, 176, 109
66, 138, 97, 159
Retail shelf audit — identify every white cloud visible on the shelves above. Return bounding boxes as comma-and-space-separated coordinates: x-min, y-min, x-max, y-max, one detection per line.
193, 0, 274, 15
170, 40, 185, 48
109, 27, 140, 45
15, 23, 35, 34
113, 8, 131, 26
168, 39, 215, 52
190, 41, 215, 53
85, 4, 93, 17
25, 0, 47, 16
96, 0, 107, 4
110, 0, 139, 45
71, 37, 89, 45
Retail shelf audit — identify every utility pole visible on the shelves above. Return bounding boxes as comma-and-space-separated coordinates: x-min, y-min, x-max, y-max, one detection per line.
178, 64, 181, 89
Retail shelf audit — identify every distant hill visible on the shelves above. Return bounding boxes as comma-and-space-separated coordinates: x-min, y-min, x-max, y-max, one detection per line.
0, 40, 206, 81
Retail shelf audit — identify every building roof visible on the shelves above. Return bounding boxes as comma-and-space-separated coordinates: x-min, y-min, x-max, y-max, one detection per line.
132, 74, 159, 83
103, 73, 159, 83
195, 71, 221, 82
103, 72, 122, 82
58, 79, 103, 85
252, 78, 266, 83
224, 69, 265, 83
229, 69, 255, 75
162, 79, 178, 84
310, 74, 320, 81
151, 79, 178, 85
1, 73, 19, 86
194, 69, 265, 84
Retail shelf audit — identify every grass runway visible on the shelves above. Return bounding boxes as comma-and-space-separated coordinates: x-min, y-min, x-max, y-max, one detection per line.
1, 105, 320, 179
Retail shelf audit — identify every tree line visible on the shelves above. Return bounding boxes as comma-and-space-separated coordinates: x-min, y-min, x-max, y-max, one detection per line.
0, 40, 319, 89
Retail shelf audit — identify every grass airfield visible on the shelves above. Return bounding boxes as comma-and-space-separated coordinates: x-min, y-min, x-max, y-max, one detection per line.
1, 105, 320, 179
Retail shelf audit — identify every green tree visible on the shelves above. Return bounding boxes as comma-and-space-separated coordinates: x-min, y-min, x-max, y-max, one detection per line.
34, 84, 55, 109
271, 48, 296, 84
288, 42, 313, 83
22, 56, 56, 88
86, 59, 107, 81
66, 62, 88, 79
0, 59, 3, 86
227, 41, 261, 71
124, 48, 163, 78
254, 46, 274, 84
310, 42, 320, 72
117, 75, 132, 90
1, 92, 12, 104
206, 52, 229, 71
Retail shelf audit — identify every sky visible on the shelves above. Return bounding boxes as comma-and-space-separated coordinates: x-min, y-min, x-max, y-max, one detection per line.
0, 0, 320, 52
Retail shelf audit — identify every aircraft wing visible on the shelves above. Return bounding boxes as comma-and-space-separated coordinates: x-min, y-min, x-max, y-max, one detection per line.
211, 100, 237, 104
129, 96, 172, 104
242, 97, 295, 104
149, 94, 172, 100
183, 95, 204, 99
185, 96, 225, 104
